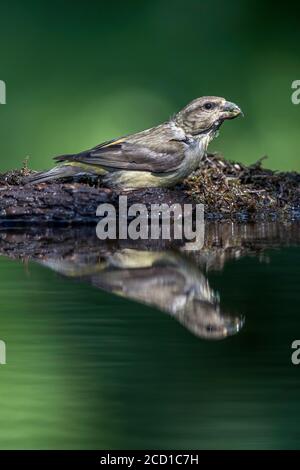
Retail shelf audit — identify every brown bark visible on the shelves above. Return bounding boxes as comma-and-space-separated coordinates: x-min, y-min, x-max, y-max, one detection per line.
0, 182, 191, 225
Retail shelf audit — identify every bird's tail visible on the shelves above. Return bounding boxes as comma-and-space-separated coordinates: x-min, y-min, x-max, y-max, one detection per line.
23, 164, 81, 185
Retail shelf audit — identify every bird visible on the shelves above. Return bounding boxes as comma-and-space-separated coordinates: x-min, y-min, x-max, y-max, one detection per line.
25, 96, 243, 190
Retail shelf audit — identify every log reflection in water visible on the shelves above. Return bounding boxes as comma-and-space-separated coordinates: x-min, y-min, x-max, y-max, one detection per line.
2, 221, 299, 340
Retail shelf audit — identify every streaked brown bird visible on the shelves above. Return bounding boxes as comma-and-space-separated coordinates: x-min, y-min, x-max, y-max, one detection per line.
26, 96, 243, 190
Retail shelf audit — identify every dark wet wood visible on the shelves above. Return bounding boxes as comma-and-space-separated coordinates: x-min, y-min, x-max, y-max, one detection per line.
0, 182, 192, 226
0, 153, 299, 224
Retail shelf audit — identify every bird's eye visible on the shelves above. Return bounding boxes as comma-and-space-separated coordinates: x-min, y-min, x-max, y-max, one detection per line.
206, 325, 217, 332
204, 102, 215, 110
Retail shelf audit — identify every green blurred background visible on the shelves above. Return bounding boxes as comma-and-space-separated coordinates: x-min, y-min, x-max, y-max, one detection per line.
0, 0, 300, 172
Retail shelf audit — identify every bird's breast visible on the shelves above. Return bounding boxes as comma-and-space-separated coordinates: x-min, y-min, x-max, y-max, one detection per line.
181, 138, 206, 173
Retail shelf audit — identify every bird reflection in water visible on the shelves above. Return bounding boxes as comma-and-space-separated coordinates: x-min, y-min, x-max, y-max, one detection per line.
38, 248, 244, 340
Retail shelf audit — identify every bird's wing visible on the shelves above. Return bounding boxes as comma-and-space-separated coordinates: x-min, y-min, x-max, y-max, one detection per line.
54, 125, 188, 174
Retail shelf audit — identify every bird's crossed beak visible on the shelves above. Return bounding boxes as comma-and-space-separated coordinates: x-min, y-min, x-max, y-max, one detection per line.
222, 101, 244, 119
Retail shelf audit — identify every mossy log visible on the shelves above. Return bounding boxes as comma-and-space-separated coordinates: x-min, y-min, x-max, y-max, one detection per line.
0, 154, 299, 225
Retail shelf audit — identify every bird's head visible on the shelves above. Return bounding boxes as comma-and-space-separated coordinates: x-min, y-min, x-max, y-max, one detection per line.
174, 96, 243, 137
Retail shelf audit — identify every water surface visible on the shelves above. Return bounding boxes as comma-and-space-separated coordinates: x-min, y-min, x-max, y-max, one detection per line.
0, 222, 299, 449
